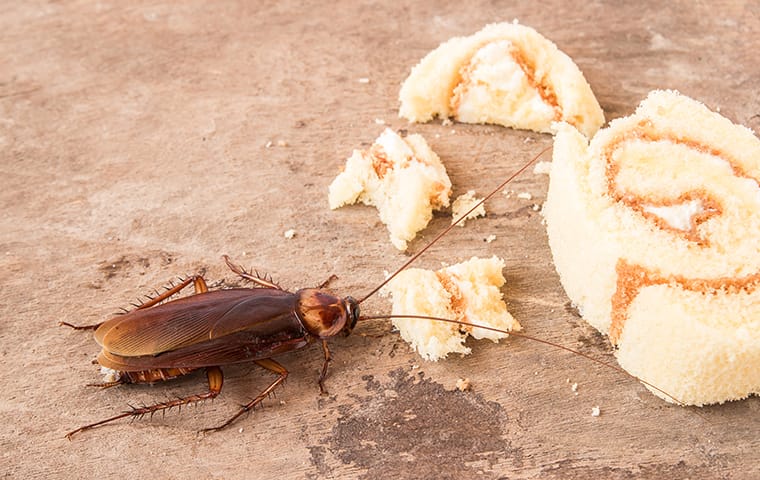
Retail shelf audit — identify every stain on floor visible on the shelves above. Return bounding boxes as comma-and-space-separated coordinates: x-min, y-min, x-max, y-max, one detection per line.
325, 368, 520, 479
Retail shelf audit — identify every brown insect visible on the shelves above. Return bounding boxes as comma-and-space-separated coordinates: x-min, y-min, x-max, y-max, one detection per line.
63, 256, 360, 438
63, 148, 677, 438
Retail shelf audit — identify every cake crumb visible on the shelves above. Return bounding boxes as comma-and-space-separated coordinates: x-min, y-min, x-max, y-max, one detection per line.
451, 190, 486, 226
441, 118, 453, 126
533, 161, 552, 175
456, 378, 472, 391
485, 234, 496, 243
265, 140, 273, 148
571, 382, 578, 392
358, 77, 370, 84
374, 118, 386, 125
591, 406, 601, 417
517, 192, 533, 200
284, 229, 296, 239
100, 366, 121, 383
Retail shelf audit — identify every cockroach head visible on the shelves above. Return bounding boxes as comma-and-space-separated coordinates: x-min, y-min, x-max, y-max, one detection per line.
296, 289, 360, 339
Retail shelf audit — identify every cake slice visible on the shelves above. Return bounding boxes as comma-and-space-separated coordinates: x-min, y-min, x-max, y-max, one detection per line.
399, 22, 604, 137
543, 90, 760, 405
383, 256, 521, 361
328, 128, 452, 251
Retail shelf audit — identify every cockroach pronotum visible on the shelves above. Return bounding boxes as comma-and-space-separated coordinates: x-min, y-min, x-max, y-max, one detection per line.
63, 147, 679, 439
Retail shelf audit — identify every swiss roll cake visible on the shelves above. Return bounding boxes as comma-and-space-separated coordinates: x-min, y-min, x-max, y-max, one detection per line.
544, 90, 760, 405
399, 22, 605, 137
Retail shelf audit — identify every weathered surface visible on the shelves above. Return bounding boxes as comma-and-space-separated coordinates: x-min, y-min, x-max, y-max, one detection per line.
1, 1, 758, 478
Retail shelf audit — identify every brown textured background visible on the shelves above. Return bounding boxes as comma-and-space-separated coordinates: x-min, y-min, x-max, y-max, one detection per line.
1, 1, 758, 478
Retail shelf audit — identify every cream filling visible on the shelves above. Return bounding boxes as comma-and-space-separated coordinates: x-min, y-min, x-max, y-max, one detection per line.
453, 40, 556, 126
642, 199, 703, 231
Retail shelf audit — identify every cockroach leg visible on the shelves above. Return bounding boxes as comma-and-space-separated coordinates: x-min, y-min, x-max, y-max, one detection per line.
59, 321, 102, 330
66, 366, 224, 439
223, 255, 283, 290
318, 340, 331, 395
62, 274, 209, 332
193, 275, 208, 294
136, 274, 209, 310
86, 378, 127, 389
201, 359, 288, 433
317, 274, 339, 289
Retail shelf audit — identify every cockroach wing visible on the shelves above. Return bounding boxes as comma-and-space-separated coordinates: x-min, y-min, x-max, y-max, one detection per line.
95, 288, 297, 357
97, 329, 311, 370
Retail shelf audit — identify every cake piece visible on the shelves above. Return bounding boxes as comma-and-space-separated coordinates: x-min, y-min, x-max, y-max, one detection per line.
328, 128, 452, 251
544, 90, 760, 405
383, 256, 521, 361
399, 22, 604, 137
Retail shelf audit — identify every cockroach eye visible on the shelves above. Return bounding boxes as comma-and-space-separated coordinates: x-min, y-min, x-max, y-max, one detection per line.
343, 296, 359, 335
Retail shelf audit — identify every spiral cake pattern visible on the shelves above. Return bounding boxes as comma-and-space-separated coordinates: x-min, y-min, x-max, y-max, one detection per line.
399, 22, 605, 137
544, 90, 760, 405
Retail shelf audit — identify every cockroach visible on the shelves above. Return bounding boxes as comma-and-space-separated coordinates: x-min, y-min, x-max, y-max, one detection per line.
63, 147, 679, 439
